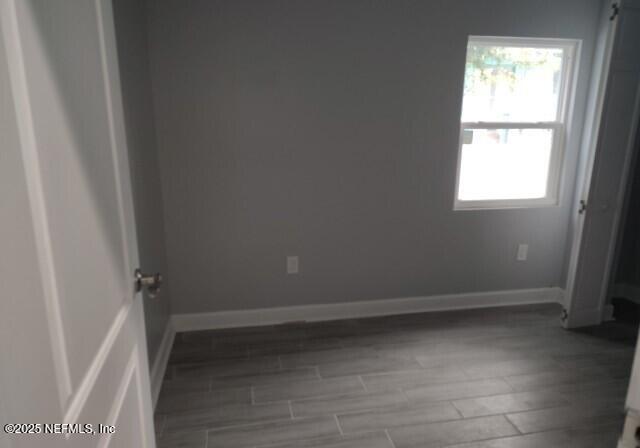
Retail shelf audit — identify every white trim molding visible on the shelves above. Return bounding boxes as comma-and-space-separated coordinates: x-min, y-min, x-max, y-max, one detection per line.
64, 301, 132, 424
172, 287, 565, 332
454, 36, 580, 211
617, 409, 640, 448
149, 320, 175, 409
562, 306, 604, 329
1, 0, 73, 406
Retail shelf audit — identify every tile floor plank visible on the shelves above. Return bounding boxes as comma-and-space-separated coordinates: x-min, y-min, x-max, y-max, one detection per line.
318, 356, 423, 378
387, 415, 519, 448
361, 367, 468, 392
505, 402, 624, 434
338, 401, 462, 433
404, 378, 513, 404
206, 416, 340, 447
163, 402, 291, 432
452, 390, 569, 418
157, 431, 207, 448
208, 367, 320, 390
440, 422, 622, 447
254, 431, 394, 448
157, 387, 251, 413
254, 376, 366, 403
291, 390, 407, 418
156, 305, 634, 447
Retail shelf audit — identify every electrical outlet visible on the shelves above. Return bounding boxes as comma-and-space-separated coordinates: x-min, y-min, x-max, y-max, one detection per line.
517, 244, 528, 261
287, 256, 299, 274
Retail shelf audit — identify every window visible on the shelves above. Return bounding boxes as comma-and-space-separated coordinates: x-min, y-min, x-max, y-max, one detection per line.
454, 37, 578, 210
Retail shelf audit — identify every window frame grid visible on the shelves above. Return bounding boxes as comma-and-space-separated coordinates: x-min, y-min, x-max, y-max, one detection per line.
454, 36, 580, 211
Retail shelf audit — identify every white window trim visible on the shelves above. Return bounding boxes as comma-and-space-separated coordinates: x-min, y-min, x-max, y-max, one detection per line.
454, 36, 580, 211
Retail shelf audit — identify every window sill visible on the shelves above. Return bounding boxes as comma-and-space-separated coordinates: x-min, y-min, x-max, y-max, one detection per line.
453, 198, 560, 211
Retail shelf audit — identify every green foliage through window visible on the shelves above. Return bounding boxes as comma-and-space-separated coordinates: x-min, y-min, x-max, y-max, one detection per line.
464, 45, 562, 94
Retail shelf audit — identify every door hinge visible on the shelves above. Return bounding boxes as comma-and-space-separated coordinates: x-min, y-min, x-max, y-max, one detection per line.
561, 308, 569, 323
578, 200, 587, 214
610, 2, 619, 21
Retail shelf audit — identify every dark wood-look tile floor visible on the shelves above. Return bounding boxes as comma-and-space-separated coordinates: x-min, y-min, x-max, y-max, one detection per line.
155, 304, 637, 448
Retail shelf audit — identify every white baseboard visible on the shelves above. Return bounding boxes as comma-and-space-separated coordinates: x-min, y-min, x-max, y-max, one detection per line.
172, 287, 565, 332
555, 288, 568, 309
149, 320, 175, 409
563, 306, 603, 329
617, 410, 640, 448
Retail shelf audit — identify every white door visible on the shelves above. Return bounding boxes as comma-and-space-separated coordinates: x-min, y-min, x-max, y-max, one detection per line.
565, 0, 640, 328
0, 0, 156, 447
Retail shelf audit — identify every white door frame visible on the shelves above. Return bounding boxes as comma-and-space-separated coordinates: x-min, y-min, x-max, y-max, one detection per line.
564, 0, 640, 328
563, 0, 617, 323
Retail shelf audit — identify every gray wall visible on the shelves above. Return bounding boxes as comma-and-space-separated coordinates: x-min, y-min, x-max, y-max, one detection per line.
146, 0, 602, 314
113, 0, 172, 362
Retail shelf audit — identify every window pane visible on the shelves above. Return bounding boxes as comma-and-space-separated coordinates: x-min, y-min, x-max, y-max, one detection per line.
461, 44, 564, 122
458, 128, 553, 201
